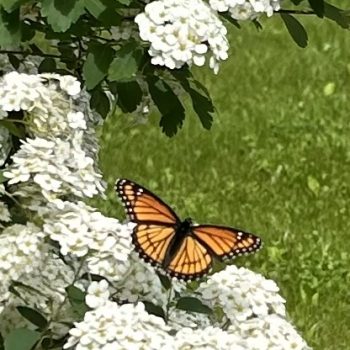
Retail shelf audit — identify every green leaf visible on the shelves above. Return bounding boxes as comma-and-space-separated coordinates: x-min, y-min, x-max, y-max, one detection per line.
38, 58, 57, 73
0, 170, 7, 184
324, 2, 350, 29
115, 81, 142, 113
280, 13, 308, 48
16, 306, 48, 330
66, 285, 89, 319
143, 301, 165, 319
66, 285, 85, 302
41, 0, 85, 32
90, 88, 111, 118
172, 71, 214, 130
176, 297, 213, 314
21, 22, 35, 42
4, 328, 40, 350
85, 0, 121, 25
308, 0, 324, 18
7, 53, 21, 69
147, 76, 185, 137
0, 7, 20, 47
157, 273, 171, 290
83, 43, 115, 90
108, 43, 143, 82
0, 120, 25, 138
1, 0, 22, 12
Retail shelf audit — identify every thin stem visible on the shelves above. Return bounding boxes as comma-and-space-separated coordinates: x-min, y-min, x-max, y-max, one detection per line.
165, 284, 173, 323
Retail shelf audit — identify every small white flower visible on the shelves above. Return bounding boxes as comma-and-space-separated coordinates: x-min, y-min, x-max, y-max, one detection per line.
135, 0, 229, 73
64, 302, 172, 349
59, 75, 81, 95
209, 0, 281, 20
67, 111, 87, 130
86, 280, 110, 308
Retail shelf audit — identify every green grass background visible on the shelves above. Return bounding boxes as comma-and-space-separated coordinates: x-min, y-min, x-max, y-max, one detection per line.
96, 12, 350, 350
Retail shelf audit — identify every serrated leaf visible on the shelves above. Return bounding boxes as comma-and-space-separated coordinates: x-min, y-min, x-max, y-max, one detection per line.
0, 7, 20, 47
16, 306, 48, 330
4, 328, 40, 350
324, 2, 350, 29
176, 297, 213, 314
143, 301, 165, 319
147, 76, 185, 137
41, 0, 85, 32
172, 72, 214, 130
83, 43, 115, 90
308, 0, 324, 18
280, 13, 308, 48
90, 88, 111, 118
108, 43, 142, 82
115, 81, 142, 113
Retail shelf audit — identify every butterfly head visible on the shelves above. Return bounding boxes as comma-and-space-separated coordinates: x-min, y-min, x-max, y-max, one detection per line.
183, 217, 193, 226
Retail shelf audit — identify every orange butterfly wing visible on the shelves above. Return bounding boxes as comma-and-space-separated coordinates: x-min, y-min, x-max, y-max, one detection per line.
192, 225, 262, 259
115, 179, 180, 271
116, 179, 262, 280
166, 236, 212, 280
115, 179, 179, 225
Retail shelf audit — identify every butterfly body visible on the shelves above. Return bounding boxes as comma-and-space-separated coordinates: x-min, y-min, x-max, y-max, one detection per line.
116, 179, 262, 280
162, 217, 193, 268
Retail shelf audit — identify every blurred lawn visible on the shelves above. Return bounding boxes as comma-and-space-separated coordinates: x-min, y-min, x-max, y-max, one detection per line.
96, 13, 350, 350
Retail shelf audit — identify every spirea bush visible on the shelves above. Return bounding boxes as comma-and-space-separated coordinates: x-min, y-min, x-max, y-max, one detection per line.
0, 70, 311, 350
0, 0, 349, 349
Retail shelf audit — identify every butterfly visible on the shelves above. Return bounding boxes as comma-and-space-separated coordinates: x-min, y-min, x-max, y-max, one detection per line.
115, 179, 262, 280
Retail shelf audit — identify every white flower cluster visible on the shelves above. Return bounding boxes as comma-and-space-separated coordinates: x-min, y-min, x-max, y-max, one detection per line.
228, 314, 311, 350
3, 135, 104, 201
0, 72, 104, 203
115, 254, 169, 305
0, 223, 48, 314
43, 200, 133, 281
198, 265, 286, 323
0, 254, 76, 337
209, 0, 281, 20
64, 275, 310, 350
64, 301, 172, 349
174, 326, 246, 349
0, 72, 80, 114
135, 0, 229, 73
